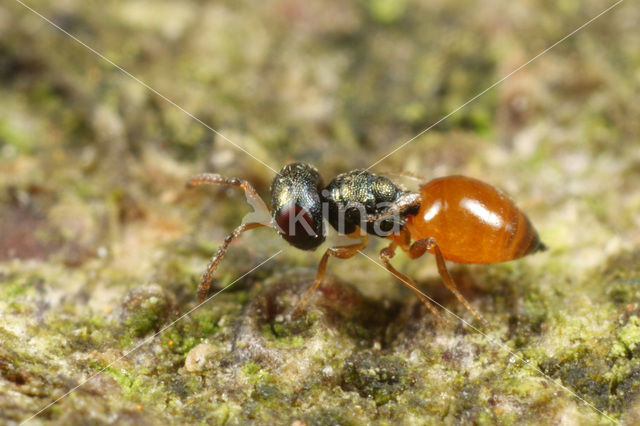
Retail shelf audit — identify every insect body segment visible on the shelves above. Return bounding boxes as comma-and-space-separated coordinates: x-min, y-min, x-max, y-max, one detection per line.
323, 170, 419, 237
189, 163, 546, 326
270, 163, 325, 250
403, 176, 546, 264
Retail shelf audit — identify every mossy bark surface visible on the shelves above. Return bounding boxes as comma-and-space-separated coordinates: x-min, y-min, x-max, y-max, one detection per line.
1, 0, 640, 424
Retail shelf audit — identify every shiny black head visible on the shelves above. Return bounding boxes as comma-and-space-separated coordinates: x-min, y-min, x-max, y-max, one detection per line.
270, 163, 325, 250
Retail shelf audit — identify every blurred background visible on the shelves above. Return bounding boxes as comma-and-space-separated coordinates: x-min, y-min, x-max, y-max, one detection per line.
2, 0, 638, 286
1, 0, 640, 423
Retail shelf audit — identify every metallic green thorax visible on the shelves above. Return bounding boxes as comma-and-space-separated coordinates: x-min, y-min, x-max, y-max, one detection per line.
323, 170, 418, 237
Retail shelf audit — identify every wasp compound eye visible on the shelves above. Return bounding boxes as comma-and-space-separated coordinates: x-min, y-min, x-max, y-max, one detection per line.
271, 163, 325, 250
275, 201, 323, 250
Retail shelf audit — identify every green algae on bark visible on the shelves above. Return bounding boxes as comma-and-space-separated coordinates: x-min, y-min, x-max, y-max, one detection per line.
2, 0, 640, 424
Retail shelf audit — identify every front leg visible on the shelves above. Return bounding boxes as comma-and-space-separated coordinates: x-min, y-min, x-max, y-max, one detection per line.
187, 173, 271, 224
197, 222, 266, 303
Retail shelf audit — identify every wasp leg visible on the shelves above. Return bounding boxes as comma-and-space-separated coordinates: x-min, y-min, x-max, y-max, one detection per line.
409, 238, 489, 328
290, 235, 369, 316
187, 173, 271, 219
379, 241, 446, 324
197, 222, 266, 303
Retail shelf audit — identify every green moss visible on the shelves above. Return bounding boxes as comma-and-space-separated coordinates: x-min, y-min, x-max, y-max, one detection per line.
102, 366, 148, 399
261, 323, 306, 348
602, 251, 640, 305
251, 383, 283, 402
259, 312, 316, 348
190, 310, 222, 337
210, 403, 241, 424
341, 352, 408, 405
119, 286, 173, 338
162, 327, 199, 356
303, 409, 356, 426
508, 287, 549, 347
124, 305, 162, 337
0, 272, 37, 300
242, 362, 273, 386
618, 316, 640, 353
538, 341, 640, 416
2, 0, 640, 423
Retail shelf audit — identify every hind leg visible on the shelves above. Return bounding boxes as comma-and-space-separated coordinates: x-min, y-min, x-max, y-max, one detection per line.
409, 238, 489, 327
379, 241, 445, 323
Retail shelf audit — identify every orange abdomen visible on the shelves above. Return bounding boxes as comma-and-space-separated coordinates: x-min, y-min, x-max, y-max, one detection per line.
405, 176, 543, 264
